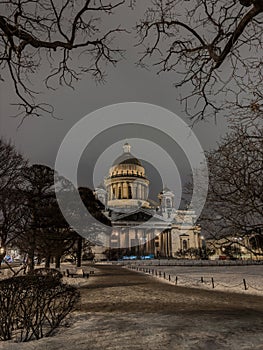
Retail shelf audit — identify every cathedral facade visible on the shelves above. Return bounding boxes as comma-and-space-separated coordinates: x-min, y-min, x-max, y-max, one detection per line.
94, 143, 202, 258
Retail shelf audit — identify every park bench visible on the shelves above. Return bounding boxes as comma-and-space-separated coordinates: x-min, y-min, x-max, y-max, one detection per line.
32, 268, 63, 280
66, 268, 89, 278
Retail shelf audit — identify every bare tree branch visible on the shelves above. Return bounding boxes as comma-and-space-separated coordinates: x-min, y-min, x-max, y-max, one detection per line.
136, 0, 263, 120
0, 0, 127, 119
192, 122, 263, 255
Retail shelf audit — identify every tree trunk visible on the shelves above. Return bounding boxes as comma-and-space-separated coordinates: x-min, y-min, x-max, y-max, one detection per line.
27, 252, 35, 273
27, 233, 36, 273
76, 236, 82, 267
55, 255, 61, 269
45, 255, 51, 268
0, 246, 6, 270
36, 254, 42, 265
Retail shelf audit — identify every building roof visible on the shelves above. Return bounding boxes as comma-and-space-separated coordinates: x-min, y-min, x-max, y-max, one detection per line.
111, 143, 143, 167
112, 152, 142, 167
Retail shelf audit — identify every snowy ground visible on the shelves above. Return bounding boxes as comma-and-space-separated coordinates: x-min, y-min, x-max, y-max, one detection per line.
0, 264, 263, 350
127, 264, 263, 296
0, 262, 100, 282
2, 311, 263, 350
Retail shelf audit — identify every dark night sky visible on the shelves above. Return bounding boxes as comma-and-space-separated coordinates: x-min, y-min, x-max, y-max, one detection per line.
0, 1, 229, 202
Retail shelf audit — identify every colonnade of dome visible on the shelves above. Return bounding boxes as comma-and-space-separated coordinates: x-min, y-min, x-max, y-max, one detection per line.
104, 143, 150, 209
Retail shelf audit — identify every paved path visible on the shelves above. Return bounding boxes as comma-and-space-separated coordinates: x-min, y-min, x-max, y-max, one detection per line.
74, 264, 263, 349
78, 264, 263, 314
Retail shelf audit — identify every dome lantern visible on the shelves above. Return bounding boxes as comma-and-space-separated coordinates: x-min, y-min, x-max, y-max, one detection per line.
123, 142, 131, 153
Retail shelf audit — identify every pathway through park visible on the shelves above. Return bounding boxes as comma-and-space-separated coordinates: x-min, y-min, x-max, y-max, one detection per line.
2, 264, 263, 350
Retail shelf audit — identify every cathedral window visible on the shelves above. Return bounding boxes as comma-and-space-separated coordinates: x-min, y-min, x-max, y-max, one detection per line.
166, 198, 172, 208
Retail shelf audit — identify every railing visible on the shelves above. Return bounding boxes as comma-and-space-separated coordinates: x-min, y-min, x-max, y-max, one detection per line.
106, 173, 147, 180
111, 259, 263, 267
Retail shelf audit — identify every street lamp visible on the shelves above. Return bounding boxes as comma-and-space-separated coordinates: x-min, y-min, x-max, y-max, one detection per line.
200, 235, 207, 259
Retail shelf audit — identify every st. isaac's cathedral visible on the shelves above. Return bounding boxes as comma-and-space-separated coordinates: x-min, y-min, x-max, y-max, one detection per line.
94, 143, 202, 258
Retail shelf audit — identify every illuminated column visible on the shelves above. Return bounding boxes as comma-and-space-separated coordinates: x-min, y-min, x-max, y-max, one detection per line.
194, 230, 199, 248
141, 185, 144, 200
120, 230, 128, 247
138, 184, 142, 199
134, 184, 138, 199
113, 184, 117, 199
121, 183, 124, 199
131, 183, 135, 198
125, 230, 129, 247
151, 230, 155, 254
140, 184, 143, 199
145, 230, 151, 254
123, 182, 128, 199
117, 184, 121, 199
168, 231, 172, 256
144, 185, 147, 200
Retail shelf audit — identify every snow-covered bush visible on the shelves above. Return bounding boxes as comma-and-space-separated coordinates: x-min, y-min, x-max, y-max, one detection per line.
0, 272, 79, 342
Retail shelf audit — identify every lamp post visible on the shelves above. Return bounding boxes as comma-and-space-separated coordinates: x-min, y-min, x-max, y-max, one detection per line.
200, 235, 207, 259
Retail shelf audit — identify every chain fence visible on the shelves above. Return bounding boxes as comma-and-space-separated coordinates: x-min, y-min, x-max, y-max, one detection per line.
127, 265, 263, 293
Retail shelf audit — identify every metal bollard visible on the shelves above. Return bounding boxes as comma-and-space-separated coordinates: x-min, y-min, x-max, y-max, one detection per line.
211, 277, 215, 289
243, 278, 247, 290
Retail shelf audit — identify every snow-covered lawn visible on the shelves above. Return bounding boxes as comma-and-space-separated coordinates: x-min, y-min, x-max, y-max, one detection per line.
128, 264, 263, 296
